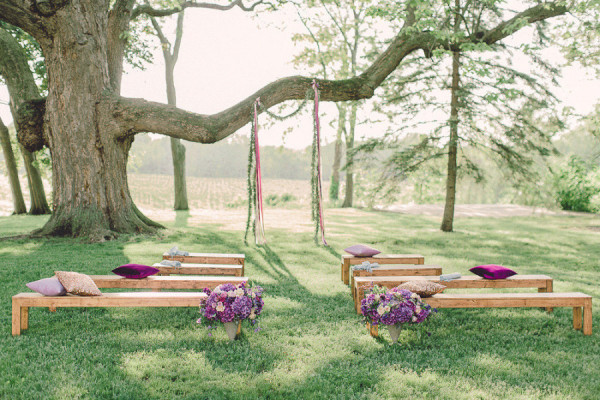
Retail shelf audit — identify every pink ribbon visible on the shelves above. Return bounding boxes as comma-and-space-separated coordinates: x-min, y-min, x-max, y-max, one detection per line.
253, 98, 266, 244
312, 80, 328, 246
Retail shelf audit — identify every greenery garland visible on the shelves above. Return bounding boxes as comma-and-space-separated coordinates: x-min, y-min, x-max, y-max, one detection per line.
245, 88, 326, 245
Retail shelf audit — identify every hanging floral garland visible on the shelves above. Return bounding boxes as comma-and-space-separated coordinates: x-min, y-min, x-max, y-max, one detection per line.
244, 83, 328, 246
311, 80, 327, 246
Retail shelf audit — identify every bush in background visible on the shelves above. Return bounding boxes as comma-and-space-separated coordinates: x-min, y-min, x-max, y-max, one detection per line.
553, 156, 599, 212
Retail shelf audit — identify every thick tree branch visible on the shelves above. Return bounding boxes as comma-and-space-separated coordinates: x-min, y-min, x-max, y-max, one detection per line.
131, 0, 270, 20
0, 2, 47, 39
107, 0, 136, 91
110, 2, 567, 145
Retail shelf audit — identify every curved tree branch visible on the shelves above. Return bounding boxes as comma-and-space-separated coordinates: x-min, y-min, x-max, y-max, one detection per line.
131, 0, 271, 20
0, 1, 47, 40
109, 2, 567, 144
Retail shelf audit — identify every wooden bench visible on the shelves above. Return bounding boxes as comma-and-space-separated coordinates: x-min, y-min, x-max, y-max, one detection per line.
163, 253, 245, 275
341, 254, 424, 285
350, 264, 443, 295
12, 292, 208, 336
153, 263, 243, 277
366, 292, 592, 336
354, 274, 554, 313
90, 275, 248, 289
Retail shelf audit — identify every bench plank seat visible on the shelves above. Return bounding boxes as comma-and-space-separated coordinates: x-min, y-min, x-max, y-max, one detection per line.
12, 292, 208, 336
351, 265, 443, 293
367, 292, 592, 336
341, 254, 424, 285
163, 252, 244, 265
354, 275, 554, 313
153, 263, 243, 277
90, 275, 248, 289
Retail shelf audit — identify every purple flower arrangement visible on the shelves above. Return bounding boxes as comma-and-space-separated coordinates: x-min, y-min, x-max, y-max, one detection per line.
361, 285, 435, 327
197, 282, 264, 336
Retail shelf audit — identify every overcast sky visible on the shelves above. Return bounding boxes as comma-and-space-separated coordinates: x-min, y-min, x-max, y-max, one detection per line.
1, 6, 599, 149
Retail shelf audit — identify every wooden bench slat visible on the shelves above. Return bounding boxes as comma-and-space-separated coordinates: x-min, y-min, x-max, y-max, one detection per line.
341, 254, 424, 285
153, 263, 243, 277
90, 275, 248, 289
351, 265, 443, 291
364, 292, 592, 336
162, 253, 245, 266
12, 292, 209, 335
353, 275, 554, 313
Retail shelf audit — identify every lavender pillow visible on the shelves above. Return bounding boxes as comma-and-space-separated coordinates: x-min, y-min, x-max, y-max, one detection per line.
344, 244, 381, 257
112, 264, 159, 279
26, 277, 67, 296
470, 264, 517, 280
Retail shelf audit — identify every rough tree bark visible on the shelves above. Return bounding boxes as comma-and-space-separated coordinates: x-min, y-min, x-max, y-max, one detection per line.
0, 0, 568, 238
441, 0, 461, 232
150, 12, 189, 211
0, 27, 50, 214
0, 116, 26, 214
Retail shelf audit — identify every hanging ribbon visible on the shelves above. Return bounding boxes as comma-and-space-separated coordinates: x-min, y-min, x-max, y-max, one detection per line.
253, 98, 266, 245
312, 80, 328, 246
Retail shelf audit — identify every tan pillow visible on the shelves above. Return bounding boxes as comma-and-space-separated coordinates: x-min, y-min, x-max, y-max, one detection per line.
396, 280, 445, 298
55, 271, 102, 296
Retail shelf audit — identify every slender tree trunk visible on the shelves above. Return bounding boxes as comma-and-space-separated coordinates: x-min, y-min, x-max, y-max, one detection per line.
441, 2, 461, 232
0, 117, 26, 214
0, 27, 50, 215
341, 101, 357, 208
19, 145, 50, 214
330, 104, 346, 201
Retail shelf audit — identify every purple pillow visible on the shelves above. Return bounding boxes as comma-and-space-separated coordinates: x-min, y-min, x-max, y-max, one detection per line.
470, 264, 517, 280
112, 264, 159, 279
344, 244, 381, 257
26, 277, 67, 296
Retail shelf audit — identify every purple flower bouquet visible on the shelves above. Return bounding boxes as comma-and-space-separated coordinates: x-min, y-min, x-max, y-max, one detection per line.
361, 285, 435, 343
197, 282, 264, 340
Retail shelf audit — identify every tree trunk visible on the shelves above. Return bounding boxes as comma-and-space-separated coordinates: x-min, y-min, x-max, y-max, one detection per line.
164, 44, 189, 211
441, 3, 461, 233
0, 27, 50, 215
0, 116, 26, 214
341, 102, 357, 208
19, 145, 50, 214
33, 7, 162, 239
329, 104, 346, 201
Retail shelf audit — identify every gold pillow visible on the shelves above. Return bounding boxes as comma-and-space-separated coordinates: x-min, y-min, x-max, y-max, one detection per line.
55, 271, 102, 296
396, 280, 445, 298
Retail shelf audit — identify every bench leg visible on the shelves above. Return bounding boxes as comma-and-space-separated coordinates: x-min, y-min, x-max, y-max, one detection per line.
545, 280, 554, 313
12, 301, 21, 336
49, 306, 56, 312
583, 300, 592, 336
366, 322, 378, 338
573, 307, 583, 331
21, 307, 29, 331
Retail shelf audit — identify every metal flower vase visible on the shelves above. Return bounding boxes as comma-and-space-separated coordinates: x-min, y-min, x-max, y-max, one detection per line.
223, 321, 242, 341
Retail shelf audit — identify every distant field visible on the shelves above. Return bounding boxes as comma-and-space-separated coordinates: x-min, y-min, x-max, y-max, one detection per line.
0, 174, 328, 216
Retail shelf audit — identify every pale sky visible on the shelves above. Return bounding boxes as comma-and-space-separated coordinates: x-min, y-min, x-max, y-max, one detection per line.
1, 6, 600, 149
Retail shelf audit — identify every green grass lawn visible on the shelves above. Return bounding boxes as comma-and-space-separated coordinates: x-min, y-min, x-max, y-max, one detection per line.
0, 210, 599, 399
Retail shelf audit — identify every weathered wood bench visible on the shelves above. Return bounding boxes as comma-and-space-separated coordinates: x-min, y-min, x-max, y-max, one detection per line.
12, 292, 208, 336
366, 292, 592, 336
350, 264, 443, 295
162, 253, 245, 275
153, 263, 243, 277
354, 274, 554, 313
341, 254, 424, 285
90, 275, 248, 289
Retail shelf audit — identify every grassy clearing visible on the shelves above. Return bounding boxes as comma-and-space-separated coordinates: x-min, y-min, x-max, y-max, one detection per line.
0, 209, 599, 399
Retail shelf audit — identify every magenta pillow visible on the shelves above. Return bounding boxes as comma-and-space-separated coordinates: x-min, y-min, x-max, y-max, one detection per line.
344, 244, 381, 257
470, 264, 517, 280
26, 277, 67, 296
112, 264, 159, 279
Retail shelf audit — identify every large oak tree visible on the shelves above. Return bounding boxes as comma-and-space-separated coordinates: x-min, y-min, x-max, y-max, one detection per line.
0, 0, 568, 239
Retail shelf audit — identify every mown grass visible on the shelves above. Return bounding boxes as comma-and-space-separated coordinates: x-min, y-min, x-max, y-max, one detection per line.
0, 209, 599, 399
